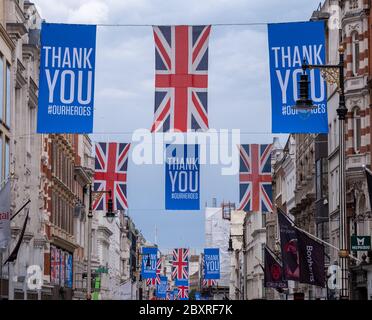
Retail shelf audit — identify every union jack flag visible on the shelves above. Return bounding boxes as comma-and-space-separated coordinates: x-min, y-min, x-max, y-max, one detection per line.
172, 248, 189, 280
175, 279, 189, 300
151, 25, 211, 132
93, 142, 130, 211
50, 246, 58, 285
146, 258, 162, 286
238, 144, 273, 212
202, 279, 217, 287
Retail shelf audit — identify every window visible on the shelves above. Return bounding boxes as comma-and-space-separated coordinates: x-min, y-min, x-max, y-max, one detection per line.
5, 63, 10, 127
261, 213, 266, 229
0, 136, 2, 183
0, 56, 3, 122
349, 0, 358, 9
353, 107, 361, 153
351, 32, 359, 76
316, 159, 322, 200
5, 139, 9, 177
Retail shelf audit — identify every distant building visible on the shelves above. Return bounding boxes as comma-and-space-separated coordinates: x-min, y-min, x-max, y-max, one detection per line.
205, 206, 230, 296
229, 210, 245, 300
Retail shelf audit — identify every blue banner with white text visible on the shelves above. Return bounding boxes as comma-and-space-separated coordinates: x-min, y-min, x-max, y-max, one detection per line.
165, 144, 200, 210
37, 23, 96, 133
141, 247, 158, 279
268, 21, 328, 133
204, 248, 220, 279
156, 276, 168, 299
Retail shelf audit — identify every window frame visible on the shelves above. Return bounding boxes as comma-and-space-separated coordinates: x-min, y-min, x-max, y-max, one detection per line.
351, 31, 360, 76
352, 107, 361, 153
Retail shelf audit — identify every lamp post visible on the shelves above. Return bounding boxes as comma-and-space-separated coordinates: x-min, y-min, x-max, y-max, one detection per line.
293, 46, 349, 299
228, 230, 247, 300
86, 186, 116, 300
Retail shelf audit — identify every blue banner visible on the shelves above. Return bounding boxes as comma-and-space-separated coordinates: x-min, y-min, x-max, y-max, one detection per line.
37, 23, 96, 133
173, 288, 178, 300
141, 247, 158, 279
66, 253, 73, 288
195, 292, 201, 300
156, 276, 168, 299
165, 144, 200, 210
204, 248, 220, 279
268, 21, 328, 133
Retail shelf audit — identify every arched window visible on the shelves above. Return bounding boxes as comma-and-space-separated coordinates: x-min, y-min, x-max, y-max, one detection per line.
353, 107, 361, 153
351, 32, 360, 76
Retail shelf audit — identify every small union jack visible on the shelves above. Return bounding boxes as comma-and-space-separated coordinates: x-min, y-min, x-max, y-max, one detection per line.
176, 279, 189, 300
238, 144, 273, 212
146, 259, 162, 286
151, 25, 211, 132
172, 248, 189, 280
93, 142, 130, 211
50, 246, 58, 285
202, 279, 217, 287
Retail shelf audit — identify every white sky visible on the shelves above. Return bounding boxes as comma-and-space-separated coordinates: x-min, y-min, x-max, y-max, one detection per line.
33, 0, 322, 249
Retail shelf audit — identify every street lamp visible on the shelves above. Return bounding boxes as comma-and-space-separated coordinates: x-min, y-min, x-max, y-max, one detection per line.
293, 46, 349, 299
86, 185, 117, 300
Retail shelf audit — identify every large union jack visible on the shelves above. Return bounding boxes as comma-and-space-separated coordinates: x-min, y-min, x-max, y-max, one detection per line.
93, 142, 130, 211
238, 144, 273, 212
172, 248, 189, 280
151, 25, 211, 132
146, 258, 162, 286
175, 279, 189, 300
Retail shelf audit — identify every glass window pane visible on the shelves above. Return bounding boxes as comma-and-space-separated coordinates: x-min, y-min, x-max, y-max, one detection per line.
0, 137, 2, 183
0, 57, 3, 122
6, 64, 10, 127
5, 139, 9, 177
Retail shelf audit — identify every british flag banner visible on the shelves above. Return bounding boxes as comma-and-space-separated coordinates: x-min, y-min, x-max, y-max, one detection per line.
175, 279, 189, 300
172, 248, 189, 280
238, 144, 273, 212
151, 25, 211, 132
93, 142, 130, 211
146, 258, 162, 286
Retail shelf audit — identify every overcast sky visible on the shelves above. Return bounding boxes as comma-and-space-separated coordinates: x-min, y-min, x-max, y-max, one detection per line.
33, 0, 323, 249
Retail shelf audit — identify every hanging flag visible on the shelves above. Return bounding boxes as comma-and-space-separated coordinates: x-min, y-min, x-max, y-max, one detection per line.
0, 181, 11, 249
60, 250, 65, 287
365, 167, 372, 211
93, 142, 130, 211
238, 144, 273, 212
264, 247, 288, 289
268, 21, 327, 133
66, 253, 73, 288
172, 248, 189, 280
204, 248, 220, 280
277, 209, 300, 281
165, 144, 200, 210
4, 210, 29, 264
141, 247, 158, 279
156, 276, 168, 299
37, 23, 97, 133
151, 25, 211, 132
146, 258, 162, 286
167, 290, 174, 300
296, 229, 325, 287
175, 279, 189, 300
173, 288, 178, 300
